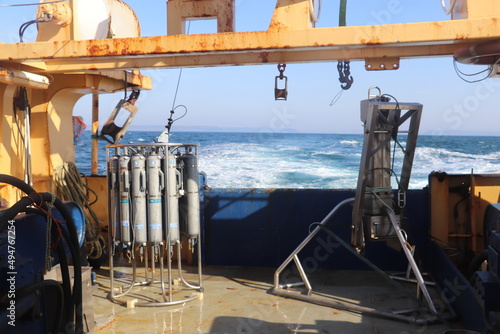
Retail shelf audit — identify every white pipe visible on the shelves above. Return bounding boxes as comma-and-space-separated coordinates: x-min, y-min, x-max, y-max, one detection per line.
441, 0, 458, 15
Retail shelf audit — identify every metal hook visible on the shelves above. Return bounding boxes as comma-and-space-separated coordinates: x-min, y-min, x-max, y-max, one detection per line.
338, 60, 354, 90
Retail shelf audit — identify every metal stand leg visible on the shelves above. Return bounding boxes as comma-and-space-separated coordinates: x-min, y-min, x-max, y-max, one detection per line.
109, 238, 202, 307
273, 198, 448, 325
274, 198, 355, 290
384, 207, 437, 314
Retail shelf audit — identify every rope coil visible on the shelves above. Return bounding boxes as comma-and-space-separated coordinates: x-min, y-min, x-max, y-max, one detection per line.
54, 162, 105, 259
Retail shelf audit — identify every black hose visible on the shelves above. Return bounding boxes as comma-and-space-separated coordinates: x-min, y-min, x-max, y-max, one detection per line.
0, 174, 36, 193
14, 207, 73, 329
467, 249, 489, 281
0, 195, 37, 231
0, 174, 37, 232
0, 175, 83, 333
0, 194, 82, 331
51, 196, 83, 334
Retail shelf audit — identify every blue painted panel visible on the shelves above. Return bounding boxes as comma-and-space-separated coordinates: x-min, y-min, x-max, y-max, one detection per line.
202, 188, 427, 271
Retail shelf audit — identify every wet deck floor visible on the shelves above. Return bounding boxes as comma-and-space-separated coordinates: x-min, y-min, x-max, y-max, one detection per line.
90, 265, 457, 334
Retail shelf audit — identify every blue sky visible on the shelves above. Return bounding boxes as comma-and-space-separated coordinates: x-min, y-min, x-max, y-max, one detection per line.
2, 0, 499, 135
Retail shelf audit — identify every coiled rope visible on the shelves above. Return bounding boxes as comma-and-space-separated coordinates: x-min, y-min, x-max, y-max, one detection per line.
53, 162, 104, 259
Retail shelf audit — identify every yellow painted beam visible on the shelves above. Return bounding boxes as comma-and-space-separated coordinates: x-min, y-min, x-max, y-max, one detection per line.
0, 17, 498, 72
37, 42, 481, 73
0, 68, 50, 89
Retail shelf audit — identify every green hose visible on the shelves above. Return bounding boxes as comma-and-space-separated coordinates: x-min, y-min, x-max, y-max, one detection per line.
339, 0, 347, 27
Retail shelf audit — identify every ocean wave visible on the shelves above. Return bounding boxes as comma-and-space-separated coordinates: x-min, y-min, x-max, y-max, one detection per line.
276, 146, 303, 151
75, 131, 500, 190
416, 146, 500, 161
340, 140, 360, 146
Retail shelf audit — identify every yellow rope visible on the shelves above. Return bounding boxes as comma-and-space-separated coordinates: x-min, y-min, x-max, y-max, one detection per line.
53, 162, 104, 259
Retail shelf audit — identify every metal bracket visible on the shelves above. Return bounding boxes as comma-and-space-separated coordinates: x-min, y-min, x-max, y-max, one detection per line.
365, 58, 400, 71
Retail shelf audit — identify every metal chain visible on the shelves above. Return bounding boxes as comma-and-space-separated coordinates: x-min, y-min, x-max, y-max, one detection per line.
44, 193, 56, 274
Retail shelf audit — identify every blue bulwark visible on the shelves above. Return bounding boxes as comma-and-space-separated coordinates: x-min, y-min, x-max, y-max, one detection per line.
202, 188, 427, 271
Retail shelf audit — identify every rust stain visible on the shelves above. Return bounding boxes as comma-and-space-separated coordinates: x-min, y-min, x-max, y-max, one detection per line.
153, 46, 165, 53
98, 316, 122, 330
88, 44, 105, 56
259, 52, 269, 63
365, 38, 380, 45
269, 21, 287, 31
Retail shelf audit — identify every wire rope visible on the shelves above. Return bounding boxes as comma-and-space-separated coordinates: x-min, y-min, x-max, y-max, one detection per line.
453, 60, 497, 83
0, 0, 65, 7
53, 162, 105, 259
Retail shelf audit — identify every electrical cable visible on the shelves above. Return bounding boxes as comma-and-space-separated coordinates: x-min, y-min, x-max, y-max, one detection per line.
170, 21, 191, 111
19, 14, 52, 43
453, 60, 495, 83
171, 68, 184, 111
0, 0, 66, 7
378, 93, 412, 204
329, 89, 343, 107
171, 105, 188, 122
164, 21, 191, 132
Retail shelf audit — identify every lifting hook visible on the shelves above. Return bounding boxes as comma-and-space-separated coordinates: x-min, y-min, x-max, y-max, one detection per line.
338, 60, 354, 90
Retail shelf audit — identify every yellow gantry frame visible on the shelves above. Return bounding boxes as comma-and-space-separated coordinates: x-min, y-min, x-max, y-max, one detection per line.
0, 0, 500, 73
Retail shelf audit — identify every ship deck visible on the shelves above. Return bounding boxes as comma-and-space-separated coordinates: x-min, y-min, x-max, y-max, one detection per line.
90, 264, 457, 334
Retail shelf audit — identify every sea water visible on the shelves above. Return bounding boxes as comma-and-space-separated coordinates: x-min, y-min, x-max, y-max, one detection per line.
75, 131, 500, 189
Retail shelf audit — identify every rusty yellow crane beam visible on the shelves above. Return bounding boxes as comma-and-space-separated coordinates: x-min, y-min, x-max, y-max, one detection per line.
0, 0, 499, 74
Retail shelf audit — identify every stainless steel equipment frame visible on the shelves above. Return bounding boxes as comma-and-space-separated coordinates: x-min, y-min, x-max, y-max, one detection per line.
273, 89, 449, 324
106, 143, 203, 307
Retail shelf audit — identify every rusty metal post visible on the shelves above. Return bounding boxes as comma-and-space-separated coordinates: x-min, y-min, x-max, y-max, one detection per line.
91, 92, 99, 175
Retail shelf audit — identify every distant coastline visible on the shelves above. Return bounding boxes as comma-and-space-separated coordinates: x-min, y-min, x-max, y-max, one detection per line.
118, 126, 500, 137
